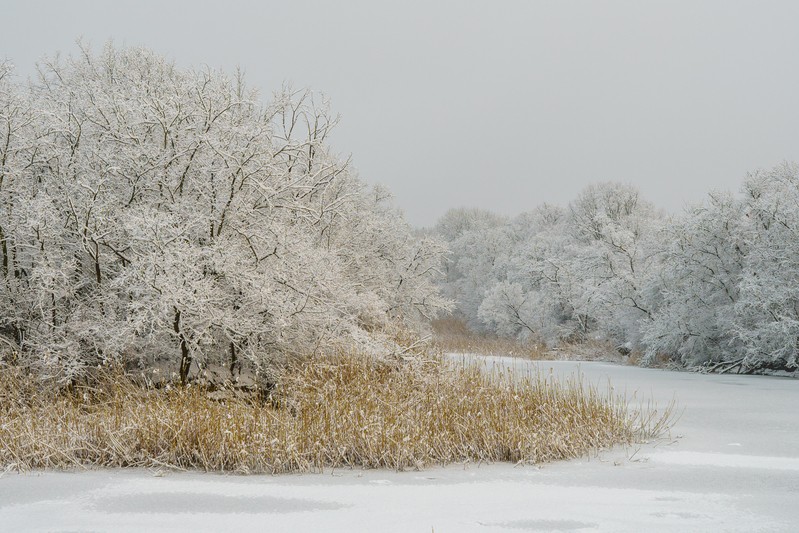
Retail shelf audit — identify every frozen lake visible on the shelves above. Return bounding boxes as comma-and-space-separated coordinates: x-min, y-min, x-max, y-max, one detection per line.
2, 358, 798, 532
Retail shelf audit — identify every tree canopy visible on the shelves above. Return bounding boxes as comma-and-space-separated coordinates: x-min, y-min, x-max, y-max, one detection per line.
0, 45, 450, 384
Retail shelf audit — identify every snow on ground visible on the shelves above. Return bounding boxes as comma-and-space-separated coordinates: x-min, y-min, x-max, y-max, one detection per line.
2, 356, 798, 532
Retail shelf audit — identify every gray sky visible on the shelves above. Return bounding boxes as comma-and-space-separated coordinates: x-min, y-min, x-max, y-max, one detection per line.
3, 0, 798, 226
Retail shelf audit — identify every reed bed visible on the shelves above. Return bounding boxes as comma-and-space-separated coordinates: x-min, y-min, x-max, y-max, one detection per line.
431, 317, 547, 359
0, 353, 671, 473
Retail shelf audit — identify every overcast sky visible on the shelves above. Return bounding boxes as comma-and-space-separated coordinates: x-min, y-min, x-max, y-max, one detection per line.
2, 0, 798, 226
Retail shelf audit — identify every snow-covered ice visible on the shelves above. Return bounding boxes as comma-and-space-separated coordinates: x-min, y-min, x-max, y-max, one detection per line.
2, 357, 798, 532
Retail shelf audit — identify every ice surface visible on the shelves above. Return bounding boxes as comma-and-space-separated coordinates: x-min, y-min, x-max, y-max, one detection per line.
2, 357, 797, 532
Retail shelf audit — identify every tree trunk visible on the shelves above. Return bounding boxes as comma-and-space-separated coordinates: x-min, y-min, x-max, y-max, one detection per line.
173, 308, 192, 385
229, 342, 238, 379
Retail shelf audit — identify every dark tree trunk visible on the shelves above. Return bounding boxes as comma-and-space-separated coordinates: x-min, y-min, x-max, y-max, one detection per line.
229, 342, 238, 378
173, 308, 192, 385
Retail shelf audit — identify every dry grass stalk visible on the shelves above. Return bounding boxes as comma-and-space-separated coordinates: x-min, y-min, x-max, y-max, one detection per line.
431, 317, 548, 359
0, 352, 672, 474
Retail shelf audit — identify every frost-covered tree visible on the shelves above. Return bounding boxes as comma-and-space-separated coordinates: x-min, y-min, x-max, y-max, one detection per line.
732, 163, 799, 371
0, 60, 38, 353
434, 208, 511, 331
640, 167, 799, 372
477, 204, 585, 344
0, 44, 450, 384
641, 192, 748, 366
565, 183, 661, 347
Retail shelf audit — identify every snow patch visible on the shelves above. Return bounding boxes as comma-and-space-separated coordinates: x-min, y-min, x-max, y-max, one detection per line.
652, 452, 799, 471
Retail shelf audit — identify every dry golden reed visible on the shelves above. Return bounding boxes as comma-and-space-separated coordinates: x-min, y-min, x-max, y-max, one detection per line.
0, 352, 671, 474
431, 317, 547, 359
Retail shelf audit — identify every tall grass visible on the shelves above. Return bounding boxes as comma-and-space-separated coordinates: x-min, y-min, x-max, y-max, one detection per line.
0, 352, 672, 473
431, 317, 547, 359
432, 318, 642, 364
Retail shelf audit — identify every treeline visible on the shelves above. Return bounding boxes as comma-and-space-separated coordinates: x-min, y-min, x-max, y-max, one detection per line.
0, 45, 450, 385
433, 167, 799, 374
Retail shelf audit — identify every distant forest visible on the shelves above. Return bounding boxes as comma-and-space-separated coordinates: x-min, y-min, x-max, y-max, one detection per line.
431, 170, 799, 374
